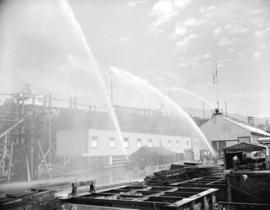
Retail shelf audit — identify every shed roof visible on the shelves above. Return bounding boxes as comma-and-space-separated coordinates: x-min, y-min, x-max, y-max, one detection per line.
224, 142, 266, 153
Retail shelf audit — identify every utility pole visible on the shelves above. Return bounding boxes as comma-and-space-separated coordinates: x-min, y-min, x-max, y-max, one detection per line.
224, 101, 228, 117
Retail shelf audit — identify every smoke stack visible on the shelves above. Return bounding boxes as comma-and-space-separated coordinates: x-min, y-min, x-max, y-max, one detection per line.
247, 116, 254, 126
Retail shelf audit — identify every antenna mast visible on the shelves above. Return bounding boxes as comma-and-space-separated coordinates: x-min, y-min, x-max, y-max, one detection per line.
213, 63, 220, 110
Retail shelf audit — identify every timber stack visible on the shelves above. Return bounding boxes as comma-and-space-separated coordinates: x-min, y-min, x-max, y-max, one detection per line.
145, 163, 223, 186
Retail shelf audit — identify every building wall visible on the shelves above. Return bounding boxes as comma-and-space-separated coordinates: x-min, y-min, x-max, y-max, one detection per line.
56, 129, 87, 155
56, 107, 193, 137
251, 135, 260, 143
200, 115, 251, 142
57, 129, 192, 157
200, 115, 257, 155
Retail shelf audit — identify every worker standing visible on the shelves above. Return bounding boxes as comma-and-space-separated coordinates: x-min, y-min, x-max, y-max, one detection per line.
232, 155, 239, 171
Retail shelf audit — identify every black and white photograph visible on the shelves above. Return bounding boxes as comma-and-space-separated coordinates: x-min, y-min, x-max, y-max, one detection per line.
0, 0, 270, 209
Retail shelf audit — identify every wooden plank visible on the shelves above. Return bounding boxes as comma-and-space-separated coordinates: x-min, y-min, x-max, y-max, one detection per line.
206, 178, 224, 185
168, 188, 218, 207
170, 177, 203, 186
218, 201, 270, 207
66, 197, 169, 209
65, 203, 139, 210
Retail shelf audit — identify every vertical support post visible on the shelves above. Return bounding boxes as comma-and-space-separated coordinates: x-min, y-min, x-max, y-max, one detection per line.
3, 135, 8, 173
191, 201, 195, 210
226, 174, 232, 202
203, 196, 209, 210
7, 142, 14, 182
211, 194, 217, 210
48, 115, 52, 164
26, 156, 31, 182
30, 137, 33, 180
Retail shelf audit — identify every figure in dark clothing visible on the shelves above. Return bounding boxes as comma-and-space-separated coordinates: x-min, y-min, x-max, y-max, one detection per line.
90, 181, 96, 193
232, 155, 239, 171
243, 153, 247, 162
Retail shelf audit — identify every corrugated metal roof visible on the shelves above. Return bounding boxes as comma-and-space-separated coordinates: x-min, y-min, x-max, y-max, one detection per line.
222, 116, 270, 137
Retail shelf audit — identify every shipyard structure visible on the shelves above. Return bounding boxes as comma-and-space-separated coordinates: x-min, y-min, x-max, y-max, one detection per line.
0, 87, 204, 183
200, 110, 270, 156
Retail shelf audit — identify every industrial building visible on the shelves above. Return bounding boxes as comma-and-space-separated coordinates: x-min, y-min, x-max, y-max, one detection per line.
0, 87, 198, 183
57, 129, 192, 167
200, 111, 270, 155
56, 105, 195, 169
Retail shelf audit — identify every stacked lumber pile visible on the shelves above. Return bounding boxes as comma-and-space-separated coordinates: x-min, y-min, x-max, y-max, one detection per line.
145, 163, 223, 186
0, 189, 60, 209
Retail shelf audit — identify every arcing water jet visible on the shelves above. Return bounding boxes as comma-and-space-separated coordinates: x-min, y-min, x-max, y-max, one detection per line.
111, 67, 215, 156
58, 0, 128, 159
162, 87, 215, 109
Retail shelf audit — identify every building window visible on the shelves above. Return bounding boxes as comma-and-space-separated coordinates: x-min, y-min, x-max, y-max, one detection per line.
110, 137, 116, 148
91, 136, 98, 148
124, 138, 129, 148
137, 138, 142, 148
168, 140, 172, 148
109, 156, 113, 166
176, 140, 179, 148
148, 139, 153, 147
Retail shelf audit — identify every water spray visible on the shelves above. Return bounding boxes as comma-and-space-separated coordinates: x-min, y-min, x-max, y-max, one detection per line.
111, 67, 215, 156
162, 87, 215, 109
59, 0, 128, 160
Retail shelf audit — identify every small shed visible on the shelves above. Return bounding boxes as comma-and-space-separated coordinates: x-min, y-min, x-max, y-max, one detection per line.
223, 142, 268, 169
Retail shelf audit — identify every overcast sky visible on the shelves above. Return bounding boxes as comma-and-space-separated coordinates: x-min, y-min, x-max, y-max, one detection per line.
0, 0, 270, 117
